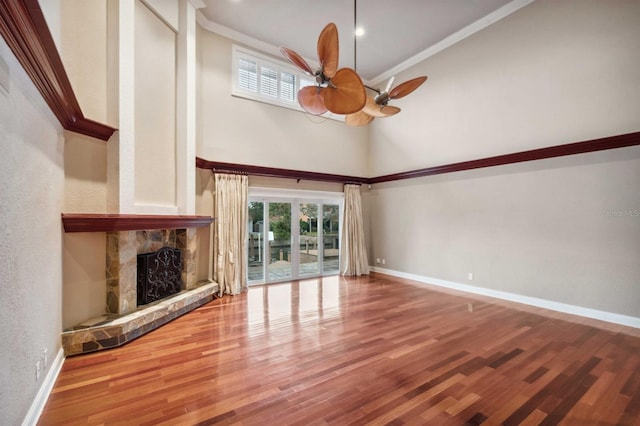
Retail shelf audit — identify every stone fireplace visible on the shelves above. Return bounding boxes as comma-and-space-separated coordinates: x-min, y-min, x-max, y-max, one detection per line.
61, 214, 217, 356
105, 228, 199, 315
137, 246, 183, 306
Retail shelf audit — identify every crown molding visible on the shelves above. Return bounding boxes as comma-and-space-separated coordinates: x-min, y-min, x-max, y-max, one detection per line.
196, 11, 284, 60
369, 0, 536, 85
196, 11, 374, 87
195, 0, 534, 87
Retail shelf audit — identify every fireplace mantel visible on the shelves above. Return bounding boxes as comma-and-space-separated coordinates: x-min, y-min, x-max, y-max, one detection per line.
61, 213, 214, 233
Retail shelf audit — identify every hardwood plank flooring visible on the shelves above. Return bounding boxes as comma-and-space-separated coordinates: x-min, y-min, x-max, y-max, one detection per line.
39, 273, 640, 425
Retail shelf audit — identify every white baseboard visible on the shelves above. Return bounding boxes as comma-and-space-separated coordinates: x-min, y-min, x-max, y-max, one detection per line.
22, 348, 65, 426
370, 266, 640, 329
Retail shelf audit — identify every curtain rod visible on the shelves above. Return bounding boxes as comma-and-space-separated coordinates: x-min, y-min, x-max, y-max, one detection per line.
196, 157, 369, 185
212, 168, 247, 176
197, 132, 639, 186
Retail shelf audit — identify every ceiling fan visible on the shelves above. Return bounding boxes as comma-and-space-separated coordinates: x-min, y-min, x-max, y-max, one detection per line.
280, 23, 366, 116
345, 75, 428, 126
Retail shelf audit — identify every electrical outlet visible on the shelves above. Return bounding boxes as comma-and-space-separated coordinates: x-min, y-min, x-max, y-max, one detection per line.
43, 348, 48, 369
35, 360, 41, 381
376, 258, 380, 264
382, 259, 386, 265
468, 272, 473, 281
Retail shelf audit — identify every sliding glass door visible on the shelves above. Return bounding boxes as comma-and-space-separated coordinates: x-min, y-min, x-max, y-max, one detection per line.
248, 190, 342, 285
322, 204, 340, 275
267, 202, 292, 281
299, 203, 319, 277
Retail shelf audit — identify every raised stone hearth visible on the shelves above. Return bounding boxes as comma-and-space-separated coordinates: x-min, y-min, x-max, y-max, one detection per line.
61, 217, 217, 356
62, 281, 217, 356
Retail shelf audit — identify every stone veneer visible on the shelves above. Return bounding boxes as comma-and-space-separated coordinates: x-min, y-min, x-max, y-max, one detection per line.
63, 227, 216, 356
105, 228, 199, 315
62, 281, 218, 356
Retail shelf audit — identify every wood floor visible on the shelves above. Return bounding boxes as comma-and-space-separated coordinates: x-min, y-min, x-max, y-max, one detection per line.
40, 273, 640, 425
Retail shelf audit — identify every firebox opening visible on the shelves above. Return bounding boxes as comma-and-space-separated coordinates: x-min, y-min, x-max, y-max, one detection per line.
137, 246, 183, 306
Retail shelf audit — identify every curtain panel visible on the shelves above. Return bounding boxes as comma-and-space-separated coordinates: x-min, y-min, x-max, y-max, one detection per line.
214, 173, 248, 295
340, 184, 369, 276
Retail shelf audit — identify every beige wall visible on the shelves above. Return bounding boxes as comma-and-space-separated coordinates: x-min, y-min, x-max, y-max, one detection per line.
0, 38, 64, 424
134, 0, 177, 208
197, 27, 370, 177
63, 134, 108, 329
195, 168, 215, 281
60, 0, 108, 124
369, 0, 640, 175
58, 0, 110, 330
366, 0, 640, 318
368, 148, 640, 316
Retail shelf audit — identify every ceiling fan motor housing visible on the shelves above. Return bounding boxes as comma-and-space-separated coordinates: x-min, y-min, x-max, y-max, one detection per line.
315, 72, 328, 86
374, 92, 390, 106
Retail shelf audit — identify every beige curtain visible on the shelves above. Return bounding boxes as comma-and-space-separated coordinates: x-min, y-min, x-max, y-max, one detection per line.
340, 184, 370, 276
214, 173, 248, 295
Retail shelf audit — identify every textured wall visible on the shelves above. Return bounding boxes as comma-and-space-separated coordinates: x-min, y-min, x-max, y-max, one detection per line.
366, 0, 640, 318
0, 38, 64, 424
367, 147, 640, 317
369, 0, 640, 175
58, 0, 109, 331
196, 28, 370, 177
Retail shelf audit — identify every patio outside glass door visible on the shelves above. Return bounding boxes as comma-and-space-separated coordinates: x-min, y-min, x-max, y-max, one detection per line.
248, 196, 342, 285
267, 202, 292, 281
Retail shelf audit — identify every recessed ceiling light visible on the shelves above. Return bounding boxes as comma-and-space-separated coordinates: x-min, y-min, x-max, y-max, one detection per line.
355, 27, 365, 37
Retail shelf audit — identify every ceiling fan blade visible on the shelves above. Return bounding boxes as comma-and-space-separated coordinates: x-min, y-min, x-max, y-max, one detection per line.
345, 110, 375, 126
362, 97, 401, 118
298, 86, 328, 115
384, 76, 395, 94
389, 76, 428, 100
317, 23, 339, 79
322, 68, 366, 115
280, 47, 314, 76
362, 96, 384, 116
379, 105, 401, 117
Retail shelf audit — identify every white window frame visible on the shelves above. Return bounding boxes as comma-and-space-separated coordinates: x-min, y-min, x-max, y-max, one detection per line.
231, 45, 342, 121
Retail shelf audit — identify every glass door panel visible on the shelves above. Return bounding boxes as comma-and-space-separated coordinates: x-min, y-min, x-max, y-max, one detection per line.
322, 204, 340, 274
248, 195, 342, 284
268, 202, 292, 281
299, 203, 319, 276
248, 201, 264, 282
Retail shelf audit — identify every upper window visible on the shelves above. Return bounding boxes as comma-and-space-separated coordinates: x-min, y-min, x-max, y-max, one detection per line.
231, 45, 337, 120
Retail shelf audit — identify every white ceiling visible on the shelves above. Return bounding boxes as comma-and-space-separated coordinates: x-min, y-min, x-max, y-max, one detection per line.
198, 0, 530, 83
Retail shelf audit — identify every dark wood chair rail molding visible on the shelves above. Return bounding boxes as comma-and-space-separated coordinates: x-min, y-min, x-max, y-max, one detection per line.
62, 214, 214, 233
0, 0, 116, 141
369, 131, 640, 184
195, 157, 369, 185
196, 131, 640, 186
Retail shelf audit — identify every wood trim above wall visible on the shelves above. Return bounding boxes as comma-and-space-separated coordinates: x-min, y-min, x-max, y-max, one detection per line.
0, 0, 116, 141
369, 131, 640, 184
196, 131, 640, 185
196, 157, 369, 185
61, 214, 214, 233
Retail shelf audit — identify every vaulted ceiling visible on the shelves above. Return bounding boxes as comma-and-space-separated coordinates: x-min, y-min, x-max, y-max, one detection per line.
199, 0, 526, 83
